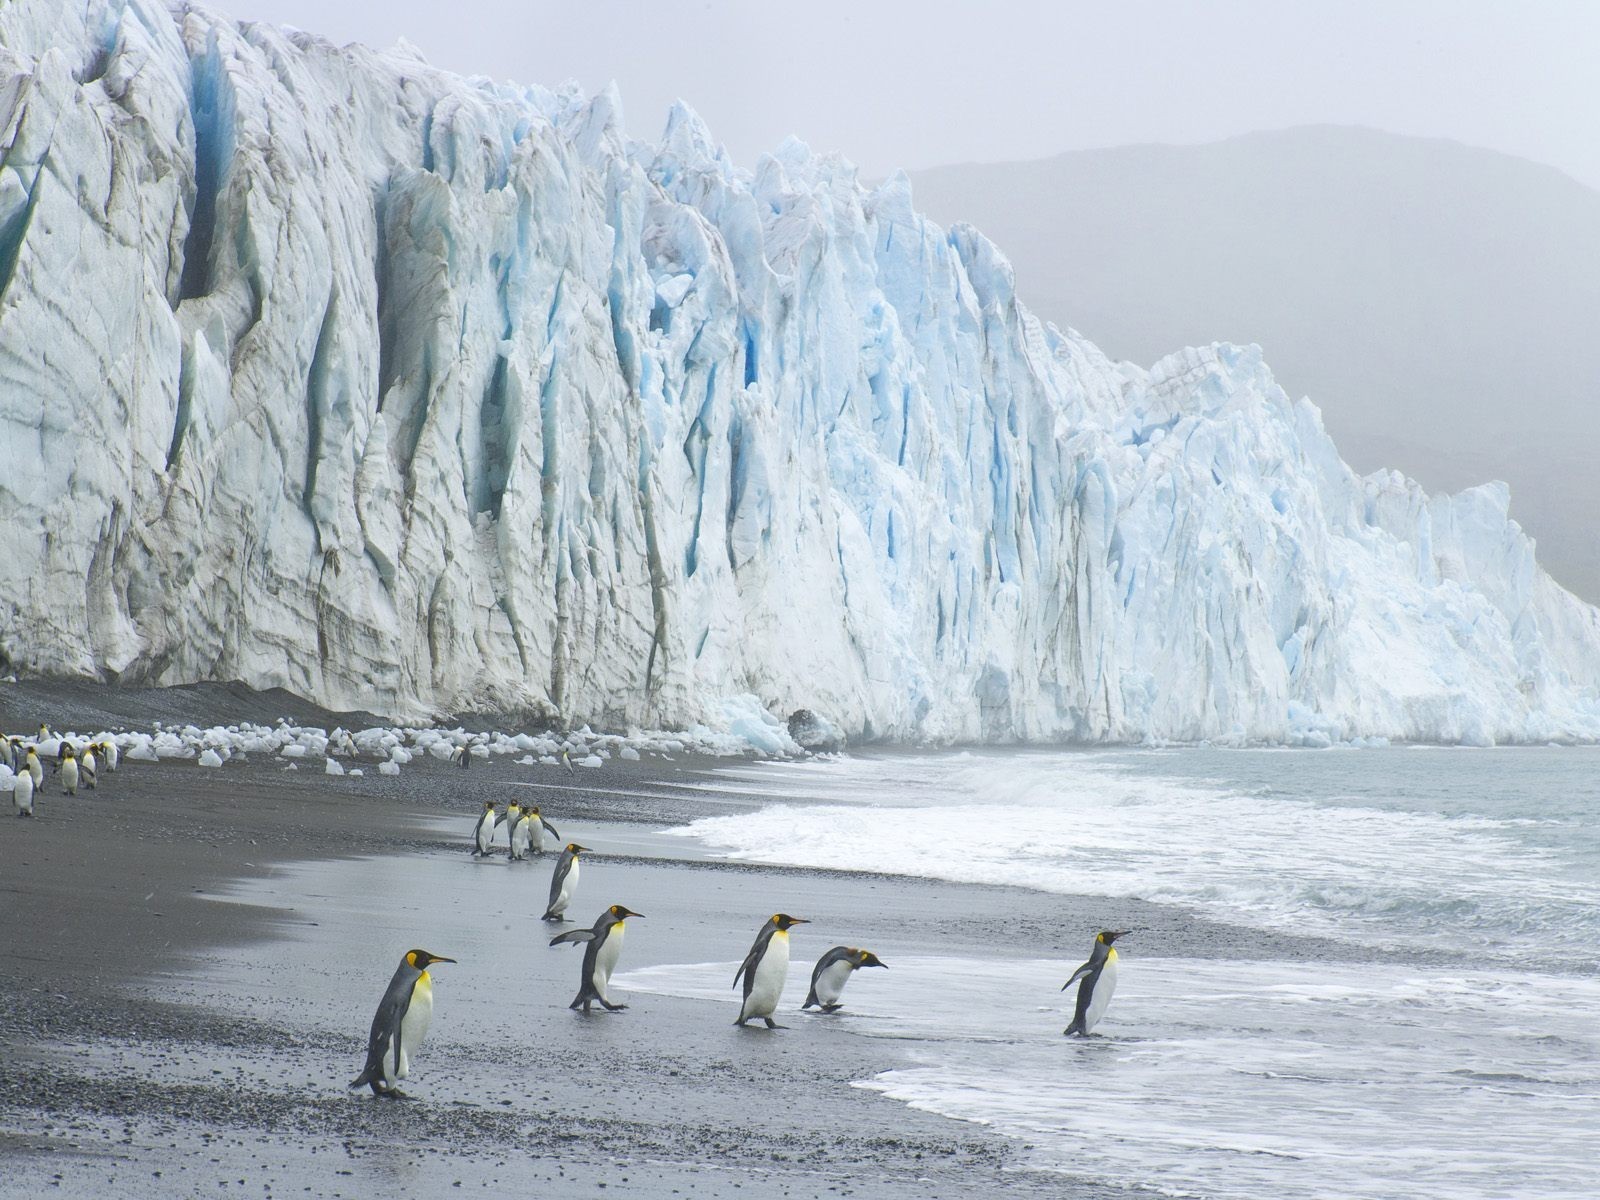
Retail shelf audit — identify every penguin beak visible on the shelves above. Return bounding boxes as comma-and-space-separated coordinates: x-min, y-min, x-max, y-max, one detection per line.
429, 955, 457, 965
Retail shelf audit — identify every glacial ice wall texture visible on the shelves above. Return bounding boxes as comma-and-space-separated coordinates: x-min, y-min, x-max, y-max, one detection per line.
2, 1, 1598, 743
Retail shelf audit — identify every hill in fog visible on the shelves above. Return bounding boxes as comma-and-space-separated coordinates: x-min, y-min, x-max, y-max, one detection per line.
908, 126, 1600, 601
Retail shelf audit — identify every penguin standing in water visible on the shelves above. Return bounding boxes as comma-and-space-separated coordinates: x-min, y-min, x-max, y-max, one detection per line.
733, 914, 808, 1028
1062, 930, 1130, 1036
471, 800, 497, 857
550, 905, 643, 1012
802, 947, 887, 1013
349, 948, 456, 1098
60, 749, 78, 796
542, 844, 589, 921
13, 769, 34, 817
79, 745, 97, 790
498, 800, 524, 858
527, 806, 559, 855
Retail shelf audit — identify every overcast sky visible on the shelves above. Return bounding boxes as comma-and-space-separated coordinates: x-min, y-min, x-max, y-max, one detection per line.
205, 1, 1596, 187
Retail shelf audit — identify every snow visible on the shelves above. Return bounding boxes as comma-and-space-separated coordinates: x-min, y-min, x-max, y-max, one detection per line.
197, 749, 223, 767
0, 3, 1597, 744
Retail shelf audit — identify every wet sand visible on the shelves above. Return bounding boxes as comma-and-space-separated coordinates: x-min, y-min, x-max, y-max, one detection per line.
0, 682, 1342, 1198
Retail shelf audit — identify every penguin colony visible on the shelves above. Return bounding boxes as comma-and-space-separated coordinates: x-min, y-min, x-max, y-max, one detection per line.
5, 727, 120, 817
5, 721, 1127, 1102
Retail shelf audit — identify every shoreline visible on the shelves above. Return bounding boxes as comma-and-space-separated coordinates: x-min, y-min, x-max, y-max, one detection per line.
1, 692, 1100, 1198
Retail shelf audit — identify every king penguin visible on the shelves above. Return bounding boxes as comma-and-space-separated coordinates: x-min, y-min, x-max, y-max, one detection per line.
508, 803, 531, 861
801, 946, 887, 1013
60, 750, 78, 796
349, 948, 456, 1098
550, 904, 643, 1012
527, 805, 559, 855
733, 914, 808, 1028
471, 800, 497, 857
25, 746, 43, 790
79, 746, 97, 790
13, 769, 34, 817
542, 844, 589, 920
101, 738, 118, 774
1062, 930, 1130, 1036
498, 800, 523, 858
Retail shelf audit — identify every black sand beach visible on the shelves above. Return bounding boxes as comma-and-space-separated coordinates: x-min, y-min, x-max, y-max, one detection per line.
0, 682, 1349, 1199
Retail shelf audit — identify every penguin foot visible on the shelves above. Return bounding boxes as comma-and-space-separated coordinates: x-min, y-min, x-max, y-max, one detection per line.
820, 1004, 843, 1014
602, 1002, 628, 1012
762, 1018, 785, 1030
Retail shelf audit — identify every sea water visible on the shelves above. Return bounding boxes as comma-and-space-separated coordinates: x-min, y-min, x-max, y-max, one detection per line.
647, 748, 1600, 1199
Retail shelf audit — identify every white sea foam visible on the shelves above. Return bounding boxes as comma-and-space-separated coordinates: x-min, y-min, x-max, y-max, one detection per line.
668, 751, 1600, 959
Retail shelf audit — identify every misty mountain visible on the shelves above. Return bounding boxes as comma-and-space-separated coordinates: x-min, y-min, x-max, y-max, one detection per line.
907, 126, 1600, 600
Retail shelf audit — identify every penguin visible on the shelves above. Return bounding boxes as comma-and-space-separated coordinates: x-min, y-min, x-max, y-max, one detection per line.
25, 747, 43, 791
560, 749, 574, 775
349, 948, 456, 1098
60, 750, 78, 796
733, 914, 808, 1028
13, 769, 33, 818
498, 800, 523, 858
542, 844, 590, 921
79, 746, 97, 790
101, 738, 118, 773
54, 738, 69, 776
508, 804, 531, 861
527, 805, 559, 855
471, 800, 497, 857
1062, 930, 1130, 1036
549, 904, 643, 1012
455, 744, 471, 770
7, 737, 20, 774
801, 946, 887, 1013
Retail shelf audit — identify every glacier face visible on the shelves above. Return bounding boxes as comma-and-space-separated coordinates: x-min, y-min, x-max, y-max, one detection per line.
1, 1, 1597, 743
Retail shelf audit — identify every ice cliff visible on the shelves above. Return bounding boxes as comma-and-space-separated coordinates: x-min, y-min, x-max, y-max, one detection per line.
2, 1, 1598, 743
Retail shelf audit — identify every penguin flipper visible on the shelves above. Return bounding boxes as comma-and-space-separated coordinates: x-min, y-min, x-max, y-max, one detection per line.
541, 817, 560, 841
549, 929, 596, 947
1061, 962, 1094, 991
351, 987, 406, 1090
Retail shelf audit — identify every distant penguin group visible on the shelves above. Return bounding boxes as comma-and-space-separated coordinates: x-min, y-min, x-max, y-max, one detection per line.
6, 727, 120, 817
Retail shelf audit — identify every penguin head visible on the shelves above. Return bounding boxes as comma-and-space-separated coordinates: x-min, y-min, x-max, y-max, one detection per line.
529, 806, 541, 816
771, 913, 808, 931
483, 800, 496, 810
567, 843, 590, 855
404, 949, 457, 971
609, 905, 644, 920
854, 949, 887, 969
1097, 930, 1131, 946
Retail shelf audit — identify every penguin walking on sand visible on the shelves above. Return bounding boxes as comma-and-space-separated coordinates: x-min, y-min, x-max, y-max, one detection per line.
349, 948, 456, 1098
527, 806, 559, 855
456, 745, 471, 770
734, 914, 808, 1028
13, 770, 34, 817
25, 747, 43, 791
60, 750, 78, 796
802, 947, 887, 1013
100, 739, 118, 774
471, 800, 497, 857
542, 844, 589, 921
560, 749, 574, 775
79, 746, 97, 790
550, 905, 643, 1012
1063, 930, 1130, 1036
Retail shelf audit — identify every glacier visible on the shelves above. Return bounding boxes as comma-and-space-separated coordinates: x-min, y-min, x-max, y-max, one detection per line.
1, 0, 1598, 744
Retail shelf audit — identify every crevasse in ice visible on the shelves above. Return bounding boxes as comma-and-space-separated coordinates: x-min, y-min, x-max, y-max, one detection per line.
1, 1, 1597, 743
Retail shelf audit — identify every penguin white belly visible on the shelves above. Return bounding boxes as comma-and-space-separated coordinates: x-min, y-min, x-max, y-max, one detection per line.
744, 933, 790, 1019
13, 773, 33, 814
1084, 952, 1119, 1033
104, 743, 118, 771
392, 974, 434, 1083
475, 815, 494, 854
814, 960, 854, 1007
510, 820, 528, 857
28, 759, 43, 787
530, 822, 547, 853
593, 923, 624, 1001
61, 758, 78, 794
551, 859, 580, 914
